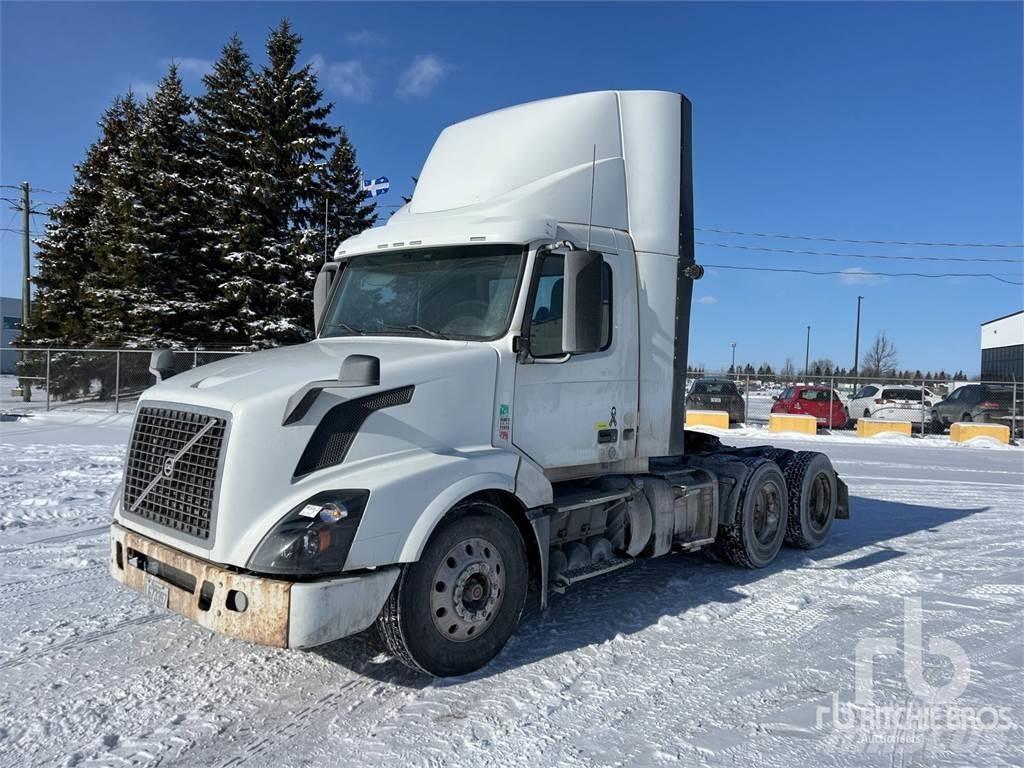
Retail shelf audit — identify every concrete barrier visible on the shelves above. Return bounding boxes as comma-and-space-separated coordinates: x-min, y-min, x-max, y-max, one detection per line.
768, 413, 817, 435
950, 422, 1010, 445
685, 410, 730, 430
857, 419, 912, 438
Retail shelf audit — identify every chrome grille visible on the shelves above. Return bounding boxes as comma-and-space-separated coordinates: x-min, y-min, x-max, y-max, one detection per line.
122, 406, 227, 542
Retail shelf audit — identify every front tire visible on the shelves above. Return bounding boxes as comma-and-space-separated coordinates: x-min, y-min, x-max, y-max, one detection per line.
716, 457, 788, 568
783, 451, 837, 549
376, 500, 528, 677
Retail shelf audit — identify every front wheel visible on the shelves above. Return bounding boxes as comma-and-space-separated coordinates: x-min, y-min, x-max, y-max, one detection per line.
376, 500, 528, 677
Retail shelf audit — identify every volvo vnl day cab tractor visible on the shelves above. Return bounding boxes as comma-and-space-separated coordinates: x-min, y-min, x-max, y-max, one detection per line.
109, 90, 849, 677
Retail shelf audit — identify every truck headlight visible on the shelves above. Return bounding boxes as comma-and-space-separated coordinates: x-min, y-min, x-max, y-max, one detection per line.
247, 490, 369, 576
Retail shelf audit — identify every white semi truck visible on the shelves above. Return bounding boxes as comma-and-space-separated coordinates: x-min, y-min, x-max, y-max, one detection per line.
110, 90, 849, 677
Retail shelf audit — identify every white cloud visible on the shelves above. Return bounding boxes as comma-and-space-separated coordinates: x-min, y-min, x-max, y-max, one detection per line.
839, 267, 884, 285
697, 295, 718, 305
126, 80, 157, 99
397, 54, 450, 98
310, 54, 372, 103
345, 30, 388, 46
171, 57, 214, 79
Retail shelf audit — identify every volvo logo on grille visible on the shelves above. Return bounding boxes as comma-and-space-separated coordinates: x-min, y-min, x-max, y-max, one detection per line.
162, 456, 176, 477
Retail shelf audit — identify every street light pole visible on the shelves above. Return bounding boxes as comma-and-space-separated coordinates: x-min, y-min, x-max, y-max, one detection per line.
805, 325, 811, 378
731, 342, 736, 375
853, 295, 863, 376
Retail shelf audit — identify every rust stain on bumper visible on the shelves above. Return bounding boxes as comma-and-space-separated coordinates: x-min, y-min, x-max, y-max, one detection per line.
110, 524, 291, 647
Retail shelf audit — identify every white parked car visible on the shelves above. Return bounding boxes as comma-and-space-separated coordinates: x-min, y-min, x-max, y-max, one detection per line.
845, 384, 939, 426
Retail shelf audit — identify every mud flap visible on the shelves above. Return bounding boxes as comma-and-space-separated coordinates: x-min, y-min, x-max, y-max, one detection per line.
836, 477, 850, 519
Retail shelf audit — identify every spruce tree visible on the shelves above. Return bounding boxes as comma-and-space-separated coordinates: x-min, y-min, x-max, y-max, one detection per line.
85, 65, 214, 347
25, 94, 141, 346
246, 20, 339, 347
312, 128, 377, 260
196, 34, 260, 347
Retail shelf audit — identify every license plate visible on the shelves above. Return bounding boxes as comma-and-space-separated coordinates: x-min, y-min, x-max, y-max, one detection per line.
144, 576, 169, 609
710, 397, 722, 403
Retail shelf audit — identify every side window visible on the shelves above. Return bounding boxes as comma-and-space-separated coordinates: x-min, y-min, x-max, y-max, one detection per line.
528, 254, 611, 358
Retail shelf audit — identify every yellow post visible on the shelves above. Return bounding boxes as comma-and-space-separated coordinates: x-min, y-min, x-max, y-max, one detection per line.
950, 422, 1010, 445
856, 419, 912, 438
685, 410, 730, 430
769, 414, 817, 435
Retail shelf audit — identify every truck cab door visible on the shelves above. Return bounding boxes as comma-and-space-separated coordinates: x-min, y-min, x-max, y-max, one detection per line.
511, 246, 639, 470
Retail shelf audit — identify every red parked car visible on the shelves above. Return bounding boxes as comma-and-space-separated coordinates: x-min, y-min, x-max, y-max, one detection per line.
771, 385, 846, 428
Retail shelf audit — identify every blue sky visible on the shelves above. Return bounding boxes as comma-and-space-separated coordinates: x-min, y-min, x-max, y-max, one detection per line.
2, 1, 1021, 374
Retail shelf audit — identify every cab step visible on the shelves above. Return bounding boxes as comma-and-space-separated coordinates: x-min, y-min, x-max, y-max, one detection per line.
551, 555, 634, 593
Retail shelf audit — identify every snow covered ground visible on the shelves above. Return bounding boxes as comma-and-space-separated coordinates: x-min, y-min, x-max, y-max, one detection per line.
0, 412, 1021, 767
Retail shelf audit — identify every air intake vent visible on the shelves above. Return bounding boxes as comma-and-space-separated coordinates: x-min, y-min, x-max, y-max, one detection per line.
294, 386, 414, 478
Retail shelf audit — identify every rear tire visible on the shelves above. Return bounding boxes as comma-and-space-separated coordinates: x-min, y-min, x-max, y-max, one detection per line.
782, 451, 837, 549
376, 500, 528, 677
716, 457, 788, 569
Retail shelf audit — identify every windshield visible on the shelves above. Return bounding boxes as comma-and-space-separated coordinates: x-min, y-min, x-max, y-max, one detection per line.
320, 244, 526, 340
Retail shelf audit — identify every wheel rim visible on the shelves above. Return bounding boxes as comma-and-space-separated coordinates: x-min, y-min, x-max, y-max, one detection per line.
807, 472, 833, 533
752, 480, 783, 546
429, 536, 505, 642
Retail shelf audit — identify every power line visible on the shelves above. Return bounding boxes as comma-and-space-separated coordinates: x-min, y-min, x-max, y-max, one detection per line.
696, 240, 1024, 264
1, 228, 46, 235
702, 263, 1024, 286
695, 226, 1023, 249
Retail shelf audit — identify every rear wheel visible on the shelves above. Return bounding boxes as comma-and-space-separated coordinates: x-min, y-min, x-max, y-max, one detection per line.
782, 451, 837, 549
716, 457, 788, 568
376, 500, 528, 677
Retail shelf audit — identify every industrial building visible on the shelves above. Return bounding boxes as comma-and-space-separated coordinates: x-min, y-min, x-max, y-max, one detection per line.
980, 310, 1024, 381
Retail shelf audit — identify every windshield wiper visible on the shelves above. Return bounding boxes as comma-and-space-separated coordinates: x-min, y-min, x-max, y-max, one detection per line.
324, 322, 364, 336
406, 324, 449, 339
380, 323, 449, 339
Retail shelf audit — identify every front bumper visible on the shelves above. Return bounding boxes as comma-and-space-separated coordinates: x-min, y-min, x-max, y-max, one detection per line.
109, 524, 398, 649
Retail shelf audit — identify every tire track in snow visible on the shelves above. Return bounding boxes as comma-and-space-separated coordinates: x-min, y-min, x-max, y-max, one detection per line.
214, 676, 381, 768
0, 524, 109, 552
0, 563, 106, 605
0, 613, 165, 671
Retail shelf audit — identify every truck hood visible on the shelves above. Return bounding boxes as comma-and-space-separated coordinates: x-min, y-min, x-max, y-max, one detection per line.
120, 336, 503, 567
146, 337, 480, 413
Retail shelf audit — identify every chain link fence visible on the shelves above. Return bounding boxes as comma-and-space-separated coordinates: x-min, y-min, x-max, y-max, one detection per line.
688, 372, 1022, 437
3, 347, 1020, 438
2, 347, 249, 414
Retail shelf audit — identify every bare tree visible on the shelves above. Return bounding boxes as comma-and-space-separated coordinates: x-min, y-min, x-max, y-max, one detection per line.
861, 332, 898, 377
810, 358, 836, 374
781, 357, 796, 378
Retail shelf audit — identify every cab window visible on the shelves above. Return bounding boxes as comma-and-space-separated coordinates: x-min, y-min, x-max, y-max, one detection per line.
528, 254, 612, 357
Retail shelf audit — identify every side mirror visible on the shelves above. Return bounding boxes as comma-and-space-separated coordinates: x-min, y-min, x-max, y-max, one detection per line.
313, 261, 341, 333
149, 349, 175, 383
561, 249, 604, 354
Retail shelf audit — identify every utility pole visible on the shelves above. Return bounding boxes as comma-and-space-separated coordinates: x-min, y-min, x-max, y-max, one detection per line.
853, 295, 863, 376
21, 181, 30, 324
805, 325, 811, 378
